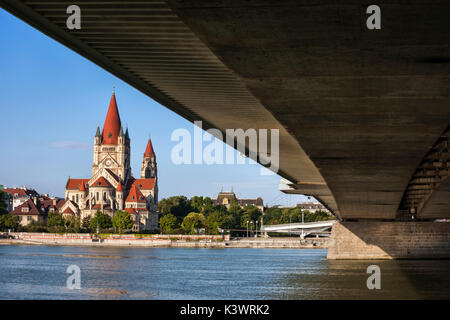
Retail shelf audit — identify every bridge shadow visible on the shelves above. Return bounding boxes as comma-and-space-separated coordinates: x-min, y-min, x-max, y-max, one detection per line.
277, 256, 450, 299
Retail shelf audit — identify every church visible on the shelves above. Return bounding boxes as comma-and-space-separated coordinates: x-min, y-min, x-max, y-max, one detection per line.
62, 92, 158, 231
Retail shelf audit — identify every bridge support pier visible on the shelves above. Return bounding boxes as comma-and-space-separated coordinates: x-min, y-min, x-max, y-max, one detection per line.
327, 221, 450, 259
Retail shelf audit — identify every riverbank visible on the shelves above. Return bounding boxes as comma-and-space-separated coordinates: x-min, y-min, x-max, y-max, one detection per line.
0, 232, 329, 249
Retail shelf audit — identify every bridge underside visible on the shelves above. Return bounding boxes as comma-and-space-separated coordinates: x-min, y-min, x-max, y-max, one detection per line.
2, 0, 450, 221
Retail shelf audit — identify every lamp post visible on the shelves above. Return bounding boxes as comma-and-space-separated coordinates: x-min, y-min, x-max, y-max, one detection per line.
289, 214, 292, 237
255, 220, 259, 238
250, 221, 254, 237
301, 210, 305, 238
246, 220, 249, 238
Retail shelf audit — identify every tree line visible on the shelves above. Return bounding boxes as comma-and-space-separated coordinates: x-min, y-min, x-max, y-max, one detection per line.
0, 189, 334, 235
158, 196, 333, 235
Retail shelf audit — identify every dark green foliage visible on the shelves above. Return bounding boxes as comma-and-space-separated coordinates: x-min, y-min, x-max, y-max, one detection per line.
158, 196, 192, 218
159, 213, 178, 234
89, 210, 112, 232
0, 190, 9, 215
112, 210, 134, 234
0, 214, 19, 231
181, 212, 205, 235
47, 212, 65, 227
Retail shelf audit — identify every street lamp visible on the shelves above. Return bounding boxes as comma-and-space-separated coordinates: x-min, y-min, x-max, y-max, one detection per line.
301, 210, 305, 238
246, 220, 249, 238
289, 214, 292, 237
250, 221, 254, 237
255, 220, 259, 238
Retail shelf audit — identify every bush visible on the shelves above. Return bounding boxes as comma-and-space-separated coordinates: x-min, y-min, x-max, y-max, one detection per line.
24, 221, 48, 233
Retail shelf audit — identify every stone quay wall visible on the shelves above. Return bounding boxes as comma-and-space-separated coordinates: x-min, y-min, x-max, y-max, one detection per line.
4, 232, 328, 249
327, 221, 450, 259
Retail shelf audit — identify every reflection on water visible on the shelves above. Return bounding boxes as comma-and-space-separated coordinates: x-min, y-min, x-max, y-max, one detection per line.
0, 245, 449, 299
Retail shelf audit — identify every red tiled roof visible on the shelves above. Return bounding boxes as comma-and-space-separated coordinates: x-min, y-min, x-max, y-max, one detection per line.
102, 93, 121, 145
63, 207, 74, 214
116, 181, 123, 191
4, 188, 39, 199
134, 179, 155, 190
144, 138, 155, 158
125, 183, 146, 203
125, 207, 137, 214
91, 177, 112, 188
40, 198, 63, 212
66, 179, 89, 190
56, 199, 66, 210
11, 199, 42, 216
92, 204, 112, 210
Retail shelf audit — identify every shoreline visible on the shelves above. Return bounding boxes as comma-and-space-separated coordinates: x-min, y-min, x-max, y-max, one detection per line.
0, 237, 329, 249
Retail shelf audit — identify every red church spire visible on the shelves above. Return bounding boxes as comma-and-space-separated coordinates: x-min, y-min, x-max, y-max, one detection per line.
144, 138, 155, 158
102, 92, 122, 145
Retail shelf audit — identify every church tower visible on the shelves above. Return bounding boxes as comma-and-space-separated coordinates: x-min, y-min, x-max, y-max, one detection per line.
141, 138, 157, 179
92, 92, 131, 182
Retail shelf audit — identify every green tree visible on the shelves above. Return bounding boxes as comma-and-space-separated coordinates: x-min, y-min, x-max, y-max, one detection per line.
158, 196, 192, 218
304, 210, 333, 222
90, 210, 112, 232
159, 213, 178, 234
0, 190, 9, 215
112, 210, 134, 234
202, 197, 214, 214
0, 214, 19, 231
263, 207, 282, 225
190, 196, 204, 212
65, 216, 81, 233
81, 216, 91, 232
205, 211, 227, 234
279, 207, 302, 224
181, 212, 205, 235
240, 205, 263, 227
47, 212, 65, 228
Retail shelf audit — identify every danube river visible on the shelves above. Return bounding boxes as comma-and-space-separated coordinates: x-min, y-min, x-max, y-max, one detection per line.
0, 245, 449, 299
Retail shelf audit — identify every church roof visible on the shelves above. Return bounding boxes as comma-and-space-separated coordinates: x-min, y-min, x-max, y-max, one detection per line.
102, 93, 122, 145
125, 183, 146, 203
116, 181, 123, 191
66, 178, 90, 190
144, 138, 155, 158
91, 177, 113, 188
134, 178, 155, 190
125, 207, 137, 214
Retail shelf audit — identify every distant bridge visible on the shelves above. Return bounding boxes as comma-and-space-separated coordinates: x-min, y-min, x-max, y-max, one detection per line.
261, 221, 335, 238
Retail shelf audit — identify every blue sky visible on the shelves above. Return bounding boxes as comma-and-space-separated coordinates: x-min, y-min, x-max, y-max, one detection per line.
0, 9, 310, 206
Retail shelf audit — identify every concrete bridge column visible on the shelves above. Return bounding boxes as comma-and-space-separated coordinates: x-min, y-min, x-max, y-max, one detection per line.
327, 221, 450, 259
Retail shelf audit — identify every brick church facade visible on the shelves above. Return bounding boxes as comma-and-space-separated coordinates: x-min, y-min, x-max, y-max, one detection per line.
64, 92, 158, 231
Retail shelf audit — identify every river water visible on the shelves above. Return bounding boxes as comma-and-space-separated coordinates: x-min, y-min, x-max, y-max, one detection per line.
0, 245, 449, 299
